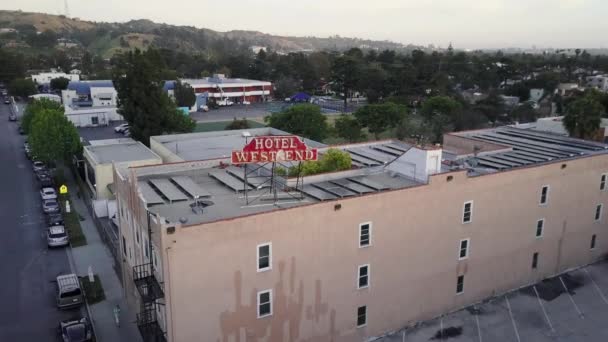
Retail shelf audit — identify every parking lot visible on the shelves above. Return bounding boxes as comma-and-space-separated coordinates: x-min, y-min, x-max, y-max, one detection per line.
379, 261, 608, 342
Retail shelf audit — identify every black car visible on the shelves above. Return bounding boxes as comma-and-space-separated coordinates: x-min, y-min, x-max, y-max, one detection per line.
46, 213, 64, 226
58, 317, 93, 342
37, 171, 54, 187
18, 125, 25, 135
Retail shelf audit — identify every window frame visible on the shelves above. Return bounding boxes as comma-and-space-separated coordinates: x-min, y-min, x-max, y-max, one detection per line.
591, 234, 597, 250
256, 242, 272, 272
357, 264, 370, 289
257, 289, 273, 318
539, 185, 550, 206
462, 201, 473, 224
532, 252, 539, 269
356, 305, 367, 328
359, 222, 372, 248
601, 174, 607, 191
458, 238, 470, 260
595, 204, 603, 222
536, 219, 545, 238
456, 275, 465, 295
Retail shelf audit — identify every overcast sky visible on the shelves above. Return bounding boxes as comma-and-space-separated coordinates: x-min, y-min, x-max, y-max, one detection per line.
4, 0, 608, 49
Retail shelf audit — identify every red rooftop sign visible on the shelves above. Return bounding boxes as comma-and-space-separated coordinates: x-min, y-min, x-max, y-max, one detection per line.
231, 135, 318, 164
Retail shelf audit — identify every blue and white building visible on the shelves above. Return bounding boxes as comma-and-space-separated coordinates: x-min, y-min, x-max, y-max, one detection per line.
61, 81, 123, 127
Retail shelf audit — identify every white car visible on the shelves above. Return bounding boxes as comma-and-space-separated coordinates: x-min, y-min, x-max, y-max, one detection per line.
123, 128, 131, 137
47, 225, 69, 247
33, 161, 46, 172
40, 187, 57, 200
114, 123, 129, 133
217, 99, 234, 107
242, 100, 251, 105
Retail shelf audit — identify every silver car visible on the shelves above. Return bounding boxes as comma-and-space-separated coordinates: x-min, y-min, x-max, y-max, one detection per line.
47, 226, 69, 247
43, 199, 61, 214
40, 187, 57, 201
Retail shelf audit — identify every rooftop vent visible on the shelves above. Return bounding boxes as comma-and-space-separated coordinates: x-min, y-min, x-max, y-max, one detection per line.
179, 217, 188, 224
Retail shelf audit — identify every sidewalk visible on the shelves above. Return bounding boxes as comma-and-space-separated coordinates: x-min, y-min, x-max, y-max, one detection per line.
65, 174, 142, 342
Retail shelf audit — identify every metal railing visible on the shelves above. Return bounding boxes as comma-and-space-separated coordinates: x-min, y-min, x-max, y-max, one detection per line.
133, 263, 164, 302
136, 306, 167, 342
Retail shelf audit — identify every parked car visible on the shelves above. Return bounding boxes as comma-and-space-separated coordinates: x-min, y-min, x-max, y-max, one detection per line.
42, 199, 60, 214
198, 105, 209, 112
46, 213, 64, 226
40, 187, 57, 200
18, 125, 24, 135
242, 100, 251, 105
58, 317, 93, 342
3, 99, 9, 105
47, 225, 69, 247
123, 128, 131, 137
217, 99, 234, 107
37, 172, 54, 187
114, 123, 129, 133
55, 274, 83, 309
32, 161, 46, 173
8, 114, 16, 121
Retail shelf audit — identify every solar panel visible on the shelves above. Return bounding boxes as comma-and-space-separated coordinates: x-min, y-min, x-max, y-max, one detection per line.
484, 132, 584, 155
138, 181, 165, 205
475, 159, 508, 170
300, 185, 337, 201
349, 176, 390, 190
477, 156, 520, 167
209, 171, 251, 192
149, 179, 189, 203
495, 130, 595, 152
506, 151, 552, 162
225, 166, 271, 188
371, 145, 402, 157
500, 127, 606, 151
347, 148, 392, 164
472, 134, 570, 157
330, 178, 376, 194
171, 176, 211, 198
489, 154, 532, 165
384, 143, 409, 153
312, 182, 357, 198
348, 154, 381, 167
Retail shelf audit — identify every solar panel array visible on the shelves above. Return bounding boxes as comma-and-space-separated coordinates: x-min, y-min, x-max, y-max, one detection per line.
171, 176, 211, 198
209, 171, 252, 192
299, 175, 390, 201
149, 179, 189, 203
467, 127, 608, 171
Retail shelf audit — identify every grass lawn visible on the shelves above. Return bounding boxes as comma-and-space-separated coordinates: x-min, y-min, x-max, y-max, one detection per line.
59, 194, 87, 247
194, 120, 266, 132
80, 275, 106, 305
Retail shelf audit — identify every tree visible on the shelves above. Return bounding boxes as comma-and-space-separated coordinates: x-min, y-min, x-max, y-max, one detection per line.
505, 83, 530, 102
265, 104, 328, 141
225, 118, 250, 130
22, 98, 64, 134
50, 77, 70, 91
173, 80, 196, 108
113, 49, 196, 145
420, 96, 462, 120
29, 108, 81, 163
331, 55, 361, 111
8, 78, 37, 98
287, 148, 352, 176
273, 77, 299, 99
354, 103, 407, 139
334, 115, 364, 142
510, 103, 538, 124
563, 94, 604, 139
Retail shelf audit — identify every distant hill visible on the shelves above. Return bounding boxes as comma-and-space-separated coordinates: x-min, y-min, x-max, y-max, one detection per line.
0, 10, 415, 58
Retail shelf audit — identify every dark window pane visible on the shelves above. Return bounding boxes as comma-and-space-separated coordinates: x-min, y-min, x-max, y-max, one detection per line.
357, 306, 366, 326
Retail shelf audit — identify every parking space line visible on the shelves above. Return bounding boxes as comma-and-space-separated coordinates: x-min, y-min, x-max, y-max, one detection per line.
505, 296, 522, 342
559, 276, 584, 318
584, 268, 608, 305
474, 307, 482, 342
533, 285, 555, 333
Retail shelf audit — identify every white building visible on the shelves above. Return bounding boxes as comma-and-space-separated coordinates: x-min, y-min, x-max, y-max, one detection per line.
61, 80, 122, 127
31, 69, 80, 85
586, 75, 608, 92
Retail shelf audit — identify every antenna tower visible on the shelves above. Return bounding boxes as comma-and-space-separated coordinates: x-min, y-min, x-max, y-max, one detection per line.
64, 0, 70, 18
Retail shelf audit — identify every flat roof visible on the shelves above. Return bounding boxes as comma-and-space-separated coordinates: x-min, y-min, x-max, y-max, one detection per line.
137, 163, 419, 226
449, 126, 608, 174
151, 128, 327, 162
85, 141, 161, 165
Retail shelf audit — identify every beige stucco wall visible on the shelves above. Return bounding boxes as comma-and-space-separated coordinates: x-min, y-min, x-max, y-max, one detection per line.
150, 138, 185, 163
148, 154, 608, 342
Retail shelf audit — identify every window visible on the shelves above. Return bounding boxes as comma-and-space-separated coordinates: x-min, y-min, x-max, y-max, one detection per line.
595, 204, 603, 221
358, 265, 370, 289
257, 290, 272, 318
540, 185, 549, 205
459, 239, 470, 260
144, 237, 149, 259
536, 219, 544, 238
601, 174, 607, 191
591, 234, 597, 250
91, 116, 99, 125
357, 306, 367, 327
456, 275, 465, 294
359, 222, 372, 247
462, 201, 473, 223
532, 252, 539, 269
135, 227, 140, 244
122, 236, 127, 256
257, 243, 272, 272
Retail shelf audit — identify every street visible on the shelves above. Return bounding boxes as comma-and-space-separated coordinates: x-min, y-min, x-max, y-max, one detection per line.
0, 101, 78, 341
